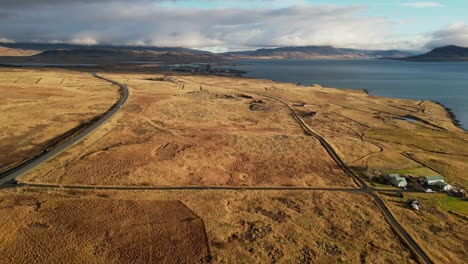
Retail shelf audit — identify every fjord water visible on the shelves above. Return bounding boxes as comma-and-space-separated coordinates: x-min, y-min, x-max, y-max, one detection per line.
236, 59, 468, 129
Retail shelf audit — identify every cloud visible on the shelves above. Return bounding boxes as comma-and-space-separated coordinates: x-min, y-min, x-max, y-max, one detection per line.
70, 35, 99, 45
1, 1, 462, 51
402, 2, 443, 8
0, 2, 408, 51
425, 23, 468, 48
0, 37, 15, 43
0, 0, 154, 8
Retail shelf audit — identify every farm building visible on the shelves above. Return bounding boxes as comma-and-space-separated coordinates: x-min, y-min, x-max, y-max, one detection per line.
420, 176, 445, 186
434, 181, 453, 191
386, 174, 407, 188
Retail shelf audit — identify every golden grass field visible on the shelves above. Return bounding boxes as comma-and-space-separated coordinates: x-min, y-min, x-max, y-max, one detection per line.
18, 69, 467, 187
382, 192, 467, 264
1, 67, 466, 263
19, 71, 355, 188
0, 190, 209, 263
0, 68, 119, 173
0, 188, 418, 264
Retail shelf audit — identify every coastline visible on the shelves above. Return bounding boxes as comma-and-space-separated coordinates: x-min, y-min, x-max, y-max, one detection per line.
236, 73, 465, 131
432, 101, 464, 130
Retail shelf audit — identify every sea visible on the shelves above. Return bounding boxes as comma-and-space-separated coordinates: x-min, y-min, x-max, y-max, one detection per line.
234, 59, 468, 130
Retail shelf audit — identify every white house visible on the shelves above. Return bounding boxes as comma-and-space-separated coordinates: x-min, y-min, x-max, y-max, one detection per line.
434, 181, 453, 191
420, 176, 445, 186
386, 174, 407, 188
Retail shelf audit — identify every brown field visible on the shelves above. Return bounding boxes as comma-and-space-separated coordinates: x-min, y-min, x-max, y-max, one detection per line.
0, 191, 209, 263
0, 68, 119, 173
19, 70, 467, 187
0, 188, 417, 263
176, 74, 467, 186
382, 193, 467, 264
2, 67, 466, 263
19, 71, 355, 188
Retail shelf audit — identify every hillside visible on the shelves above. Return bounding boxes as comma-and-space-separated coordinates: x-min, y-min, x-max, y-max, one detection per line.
0, 46, 39, 56
0, 42, 212, 55
0, 43, 416, 62
224, 46, 414, 59
0, 48, 222, 64
401, 45, 468, 61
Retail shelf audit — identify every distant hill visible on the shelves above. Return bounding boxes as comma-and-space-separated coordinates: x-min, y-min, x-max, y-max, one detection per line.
0, 46, 39, 56
223, 46, 415, 59
0, 47, 222, 64
401, 45, 468, 61
0, 42, 212, 56
0, 43, 419, 63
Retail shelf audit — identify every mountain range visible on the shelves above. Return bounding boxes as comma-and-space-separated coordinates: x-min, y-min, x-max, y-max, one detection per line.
400, 45, 468, 61
224, 46, 415, 59
0, 43, 212, 56
0, 43, 467, 62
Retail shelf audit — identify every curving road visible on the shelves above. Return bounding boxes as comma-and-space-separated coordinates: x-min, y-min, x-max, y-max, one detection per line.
0, 74, 432, 264
0, 72, 129, 186
255, 91, 433, 264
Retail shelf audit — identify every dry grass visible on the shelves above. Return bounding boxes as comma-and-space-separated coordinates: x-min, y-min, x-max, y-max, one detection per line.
0, 68, 119, 173
0, 191, 209, 264
20, 72, 354, 188
2, 68, 466, 263
179, 74, 467, 187
0, 188, 417, 263
17, 71, 467, 187
382, 193, 467, 264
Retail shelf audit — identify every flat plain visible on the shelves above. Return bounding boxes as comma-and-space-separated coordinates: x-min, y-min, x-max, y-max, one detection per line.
0, 191, 210, 263
18, 70, 468, 187
0, 68, 119, 173
0, 188, 417, 264
1, 67, 466, 263
382, 192, 467, 264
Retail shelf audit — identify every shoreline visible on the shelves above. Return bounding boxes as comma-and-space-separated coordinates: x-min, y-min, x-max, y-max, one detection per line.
432, 101, 464, 130
237, 73, 466, 131
1, 63, 465, 131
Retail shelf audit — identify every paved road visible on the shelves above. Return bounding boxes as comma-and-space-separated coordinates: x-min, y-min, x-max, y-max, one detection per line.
255, 91, 433, 264
0, 74, 432, 264
0, 72, 128, 186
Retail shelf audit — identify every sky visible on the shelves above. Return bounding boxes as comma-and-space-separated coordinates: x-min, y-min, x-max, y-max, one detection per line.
0, 0, 467, 52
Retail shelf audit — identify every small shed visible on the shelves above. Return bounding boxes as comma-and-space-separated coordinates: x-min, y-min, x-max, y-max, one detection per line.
420, 176, 444, 186
386, 174, 407, 188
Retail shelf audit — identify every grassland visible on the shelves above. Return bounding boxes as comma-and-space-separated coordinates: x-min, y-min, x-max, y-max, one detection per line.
0, 188, 418, 263
0, 68, 119, 173
18, 70, 468, 188
382, 192, 467, 264
0, 190, 209, 263
1, 67, 466, 263
19, 71, 354, 188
